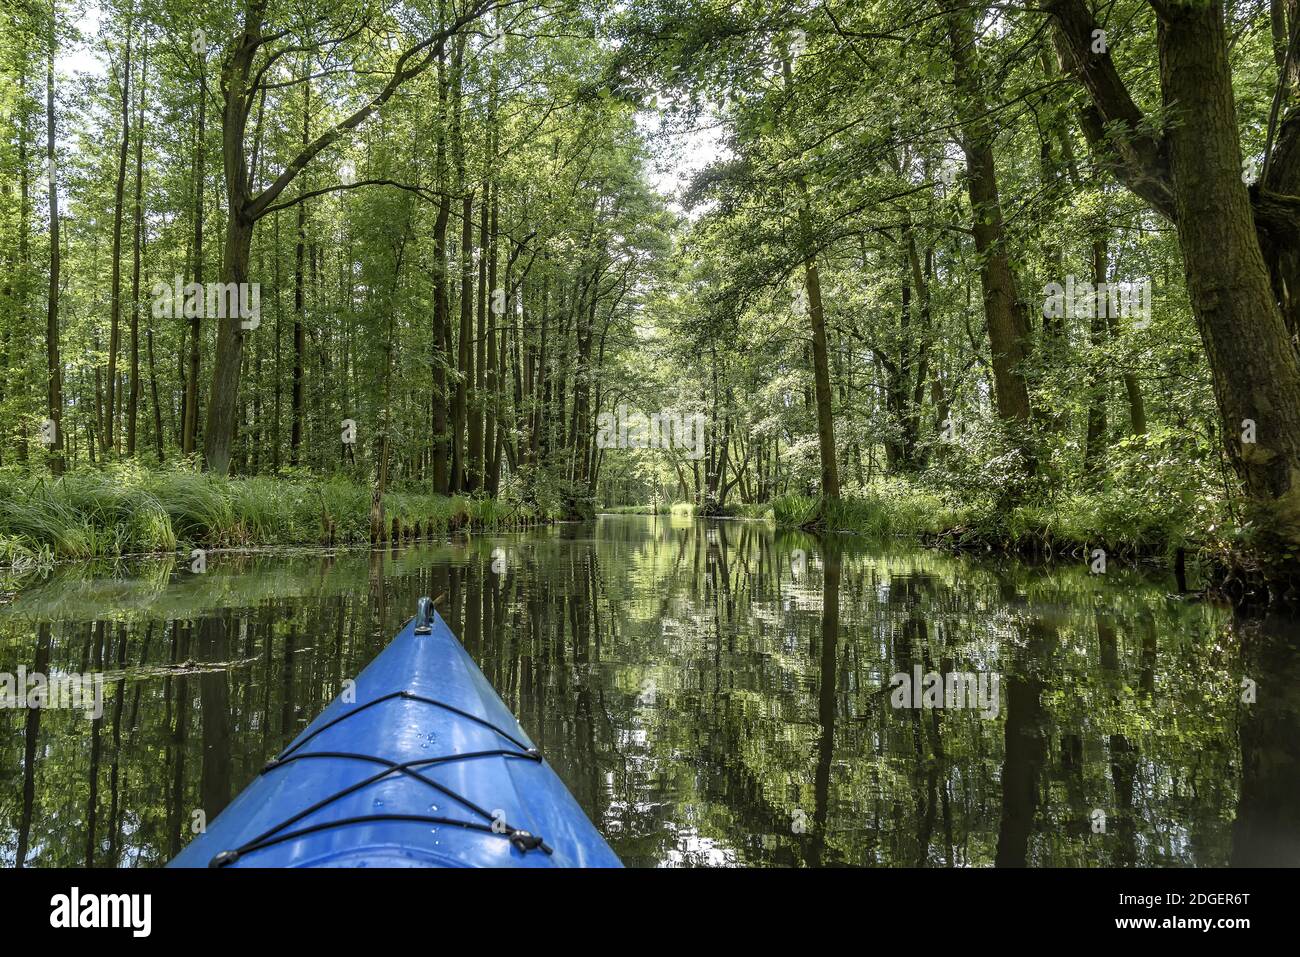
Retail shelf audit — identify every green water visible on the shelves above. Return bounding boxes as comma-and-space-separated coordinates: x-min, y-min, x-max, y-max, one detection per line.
1, 515, 1297, 867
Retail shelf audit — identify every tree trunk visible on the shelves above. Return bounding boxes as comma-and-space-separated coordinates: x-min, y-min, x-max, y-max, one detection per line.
290, 79, 309, 466
485, 188, 500, 493
1048, 0, 1300, 554
782, 57, 839, 501
801, 213, 839, 500
451, 36, 470, 493
430, 26, 452, 495
107, 25, 132, 456
454, 192, 473, 492
182, 51, 204, 457
947, 7, 1035, 451
127, 36, 147, 456
1105, 309, 1147, 435
1156, 2, 1300, 547
470, 169, 488, 491
147, 325, 163, 460
7, 32, 32, 467
44, 8, 64, 475
1083, 237, 1108, 474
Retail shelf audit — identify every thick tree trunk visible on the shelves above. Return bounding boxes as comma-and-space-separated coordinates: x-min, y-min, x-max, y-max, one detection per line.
200, 10, 259, 476
948, 8, 1035, 447
1048, 0, 1300, 554
203, 216, 254, 476
1157, 2, 1300, 547
1260, 0, 1300, 342
801, 212, 839, 500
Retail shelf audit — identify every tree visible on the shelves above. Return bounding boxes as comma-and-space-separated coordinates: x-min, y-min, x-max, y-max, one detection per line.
1046, 0, 1300, 552
44, 0, 63, 475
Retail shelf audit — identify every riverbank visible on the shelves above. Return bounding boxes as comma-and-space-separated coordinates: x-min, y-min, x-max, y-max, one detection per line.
0, 466, 551, 566
612, 479, 1208, 552
603, 476, 1277, 596
754, 481, 1206, 558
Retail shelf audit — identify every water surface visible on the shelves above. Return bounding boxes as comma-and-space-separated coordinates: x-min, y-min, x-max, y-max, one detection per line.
2, 515, 1297, 867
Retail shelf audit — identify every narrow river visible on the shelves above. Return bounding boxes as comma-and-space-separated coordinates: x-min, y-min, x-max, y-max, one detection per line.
2, 515, 1297, 866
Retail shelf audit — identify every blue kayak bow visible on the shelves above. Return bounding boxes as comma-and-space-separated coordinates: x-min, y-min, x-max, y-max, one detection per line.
170, 598, 622, 868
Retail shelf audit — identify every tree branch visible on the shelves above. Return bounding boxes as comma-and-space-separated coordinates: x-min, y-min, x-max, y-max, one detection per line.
1044, 0, 1177, 220
259, 177, 441, 215
247, 0, 508, 221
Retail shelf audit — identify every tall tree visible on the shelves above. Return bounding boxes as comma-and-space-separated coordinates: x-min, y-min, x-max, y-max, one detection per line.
1047, 0, 1300, 550
947, 5, 1035, 463
106, 12, 132, 455
127, 33, 147, 455
44, 0, 63, 475
182, 34, 205, 457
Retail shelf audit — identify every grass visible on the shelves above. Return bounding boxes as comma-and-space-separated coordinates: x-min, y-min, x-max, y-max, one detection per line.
0, 464, 548, 566
609, 472, 1212, 563
755, 477, 1206, 561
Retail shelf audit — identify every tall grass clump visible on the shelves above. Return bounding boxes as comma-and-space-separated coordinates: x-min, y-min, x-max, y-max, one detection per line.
147, 470, 237, 545
768, 492, 821, 527
0, 465, 553, 564
0, 466, 176, 558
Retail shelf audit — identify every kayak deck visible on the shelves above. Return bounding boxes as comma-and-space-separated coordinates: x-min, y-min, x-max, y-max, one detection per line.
169, 601, 621, 868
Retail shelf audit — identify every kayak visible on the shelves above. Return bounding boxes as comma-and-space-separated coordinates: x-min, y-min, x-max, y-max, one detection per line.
170, 598, 622, 868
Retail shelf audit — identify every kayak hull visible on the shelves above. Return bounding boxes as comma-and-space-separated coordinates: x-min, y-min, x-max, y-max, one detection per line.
169, 609, 621, 868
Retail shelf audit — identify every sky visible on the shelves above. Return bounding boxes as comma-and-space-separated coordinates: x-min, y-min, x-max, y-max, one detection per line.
58, 2, 105, 79
636, 101, 731, 218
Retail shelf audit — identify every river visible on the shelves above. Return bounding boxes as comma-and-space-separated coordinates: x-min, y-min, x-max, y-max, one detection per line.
2, 515, 1297, 866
